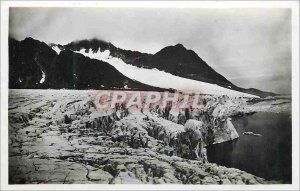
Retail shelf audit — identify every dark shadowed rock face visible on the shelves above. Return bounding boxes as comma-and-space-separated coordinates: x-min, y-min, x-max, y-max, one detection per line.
63, 40, 232, 87
138, 44, 233, 87
9, 38, 164, 91
9, 37, 57, 89
61, 39, 277, 97
49, 50, 163, 90
9, 37, 276, 97
64, 39, 151, 64
126, 44, 277, 97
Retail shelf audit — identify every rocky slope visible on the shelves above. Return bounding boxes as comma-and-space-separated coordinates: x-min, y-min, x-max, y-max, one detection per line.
9, 37, 276, 97
63, 38, 150, 64
60, 39, 277, 97
9, 38, 165, 91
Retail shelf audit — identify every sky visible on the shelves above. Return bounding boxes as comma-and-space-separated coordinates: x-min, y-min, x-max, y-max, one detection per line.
9, 7, 291, 94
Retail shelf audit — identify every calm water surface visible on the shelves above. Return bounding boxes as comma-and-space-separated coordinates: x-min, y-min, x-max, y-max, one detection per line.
206, 112, 292, 183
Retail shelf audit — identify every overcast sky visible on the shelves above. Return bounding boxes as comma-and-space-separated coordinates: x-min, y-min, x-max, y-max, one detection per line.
9, 8, 291, 94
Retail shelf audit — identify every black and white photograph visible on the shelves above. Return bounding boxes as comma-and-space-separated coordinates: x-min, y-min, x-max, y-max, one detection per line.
1, 1, 299, 190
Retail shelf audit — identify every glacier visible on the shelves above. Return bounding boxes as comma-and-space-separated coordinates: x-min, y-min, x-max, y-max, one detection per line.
75, 49, 258, 98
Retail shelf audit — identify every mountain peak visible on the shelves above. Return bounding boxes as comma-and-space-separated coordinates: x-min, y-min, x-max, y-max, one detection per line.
155, 43, 189, 56
66, 38, 110, 46
24, 37, 35, 41
155, 43, 199, 60
89, 38, 109, 44
23, 37, 40, 43
174, 43, 186, 49
64, 38, 114, 52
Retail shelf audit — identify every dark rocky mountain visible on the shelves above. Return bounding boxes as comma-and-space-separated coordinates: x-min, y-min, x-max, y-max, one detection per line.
9, 37, 166, 91
60, 39, 277, 97
64, 39, 150, 64
124, 44, 277, 97
9, 37, 276, 97
49, 50, 163, 90
9, 37, 57, 89
135, 44, 233, 87
61, 40, 233, 87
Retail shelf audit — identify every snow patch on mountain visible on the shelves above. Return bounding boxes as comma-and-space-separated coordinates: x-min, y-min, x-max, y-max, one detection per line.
75, 49, 258, 98
51, 45, 61, 54
40, 70, 46, 84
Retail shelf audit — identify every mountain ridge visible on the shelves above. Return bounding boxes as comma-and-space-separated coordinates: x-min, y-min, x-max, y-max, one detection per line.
9, 37, 277, 97
58, 38, 277, 97
8, 37, 167, 91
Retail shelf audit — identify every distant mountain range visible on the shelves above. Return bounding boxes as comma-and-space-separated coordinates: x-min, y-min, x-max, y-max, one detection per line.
9, 37, 277, 97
